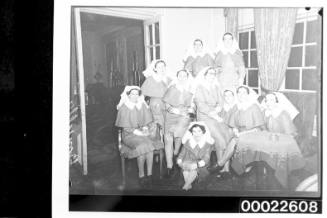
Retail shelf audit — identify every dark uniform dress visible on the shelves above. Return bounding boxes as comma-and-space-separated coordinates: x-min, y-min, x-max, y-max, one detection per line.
141, 76, 171, 127
265, 110, 297, 135
115, 102, 163, 159
194, 83, 232, 150
178, 139, 213, 181
228, 105, 304, 187
184, 54, 214, 77
162, 84, 193, 138
213, 50, 245, 91
220, 104, 238, 124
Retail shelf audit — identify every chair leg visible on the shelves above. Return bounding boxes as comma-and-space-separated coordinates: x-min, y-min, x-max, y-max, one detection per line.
159, 149, 163, 179
121, 156, 126, 188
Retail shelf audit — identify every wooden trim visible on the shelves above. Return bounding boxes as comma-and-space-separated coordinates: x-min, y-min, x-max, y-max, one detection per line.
79, 7, 159, 20
74, 8, 88, 175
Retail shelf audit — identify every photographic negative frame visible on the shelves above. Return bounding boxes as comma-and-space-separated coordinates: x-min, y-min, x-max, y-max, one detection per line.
53, 0, 326, 216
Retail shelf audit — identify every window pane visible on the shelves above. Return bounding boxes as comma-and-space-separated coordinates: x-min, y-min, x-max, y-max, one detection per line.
148, 25, 153, 45
248, 70, 258, 87
292, 22, 304, 44
250, 31, 256, 49
242, 51, 248, 68
239, 32, 249, 50
306, 19, 320, 43
285, 69, 300, 89
305, 45, 317, 66
288, 47, 303, 67
149, 47, 153, 61
302, 69, 317, 90
250, 50, 258, 68
155, 46, 160, 59
155, 22, 160, 44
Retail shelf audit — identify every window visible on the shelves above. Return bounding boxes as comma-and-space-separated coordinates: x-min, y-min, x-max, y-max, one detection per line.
145, 21, 161, 65
238, 29, 259, 93
238, 10, 321, 93
283, 16, 321, 92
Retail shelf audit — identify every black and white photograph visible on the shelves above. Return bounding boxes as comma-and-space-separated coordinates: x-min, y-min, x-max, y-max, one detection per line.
52, 0, 324, 215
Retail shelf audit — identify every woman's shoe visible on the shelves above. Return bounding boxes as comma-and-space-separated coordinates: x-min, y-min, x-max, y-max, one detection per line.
207, 163, 224, 174
138, 177, 147, 189
145, 175, 153, 189
164, 168, 173, 179
220, 171, 232, 180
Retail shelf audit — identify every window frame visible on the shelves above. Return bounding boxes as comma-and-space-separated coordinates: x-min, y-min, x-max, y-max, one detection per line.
281, 14, 319, 93
238, 27, 261, 94
144, 17, 162, 66
237, 11, 320, 94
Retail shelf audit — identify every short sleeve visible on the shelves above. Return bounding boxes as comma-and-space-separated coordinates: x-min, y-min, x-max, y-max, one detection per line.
213, 51, 223, 68
184, 56, 194, 72
250, 104, 265, 128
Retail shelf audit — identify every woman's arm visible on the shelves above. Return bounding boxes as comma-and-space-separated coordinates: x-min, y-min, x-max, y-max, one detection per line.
235, 50, 246, 86
184, 56, 194, 72
207, 53, 214, 66
177, 146, 187, 166
238, 65, 246, 86
213, 51, 223, 68
280, 111, 297, 136
194, 88, 214, 115
123, 127, 136, 134
197, 144, 213, 167
165, 103, 180, 115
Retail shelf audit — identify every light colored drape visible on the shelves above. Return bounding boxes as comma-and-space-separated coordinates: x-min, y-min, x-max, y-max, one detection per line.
224, 8, 239, 40
254, 8, 297, 91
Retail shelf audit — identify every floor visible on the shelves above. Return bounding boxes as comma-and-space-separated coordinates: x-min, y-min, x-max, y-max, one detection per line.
69, 102, 319, 196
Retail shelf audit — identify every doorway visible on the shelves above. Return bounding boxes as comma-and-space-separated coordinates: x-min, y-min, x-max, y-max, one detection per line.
70, 8, 160, 178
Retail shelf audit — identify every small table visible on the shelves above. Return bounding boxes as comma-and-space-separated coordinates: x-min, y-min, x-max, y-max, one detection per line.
231, 131, 305, 188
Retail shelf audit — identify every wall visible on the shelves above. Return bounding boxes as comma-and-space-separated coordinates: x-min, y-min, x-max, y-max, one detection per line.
238, 8, 254, 29
160, 8, 225, 73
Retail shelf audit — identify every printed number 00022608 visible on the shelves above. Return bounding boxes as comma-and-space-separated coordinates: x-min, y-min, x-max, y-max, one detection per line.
240, 199, 320, 213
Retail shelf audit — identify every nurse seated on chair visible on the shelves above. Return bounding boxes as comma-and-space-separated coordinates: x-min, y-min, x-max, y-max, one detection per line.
212, 85, 265, 174
263, 92, 298, 136
193, 66, 233, 174
115, 86, 164, 189
177, 122, 214, 191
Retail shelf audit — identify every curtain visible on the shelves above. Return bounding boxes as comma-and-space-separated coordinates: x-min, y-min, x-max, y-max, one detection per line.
224, 8, 239, 40
254, 8, 297, 91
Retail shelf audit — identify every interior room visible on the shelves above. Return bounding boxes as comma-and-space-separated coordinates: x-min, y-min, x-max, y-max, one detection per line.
69, 7, 321, 195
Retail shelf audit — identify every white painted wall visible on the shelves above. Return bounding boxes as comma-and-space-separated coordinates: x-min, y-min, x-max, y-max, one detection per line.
160, 8, 225, 73
238, 8, 254, 29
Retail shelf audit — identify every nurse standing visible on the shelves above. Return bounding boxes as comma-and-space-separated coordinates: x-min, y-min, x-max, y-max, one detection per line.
141, 60, 172, 127
183, 39, 214, 77
214, 33, 246, 91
